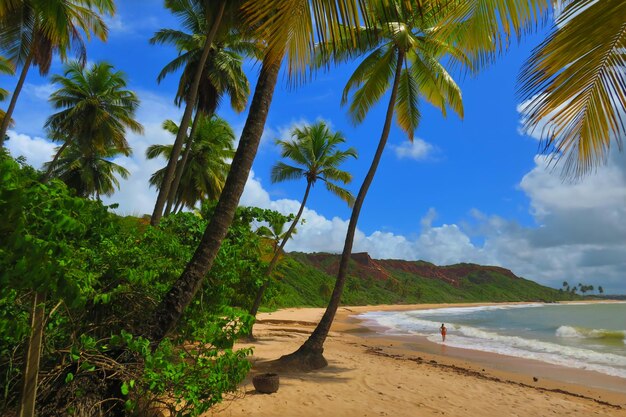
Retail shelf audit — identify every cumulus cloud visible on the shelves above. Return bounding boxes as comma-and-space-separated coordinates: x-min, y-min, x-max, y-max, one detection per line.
392, 138, 435, 160
239, 151, 626, 293
6, 130, 56, 169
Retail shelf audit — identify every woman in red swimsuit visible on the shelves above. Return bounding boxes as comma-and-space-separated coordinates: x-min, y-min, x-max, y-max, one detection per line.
440, 323, 447, 342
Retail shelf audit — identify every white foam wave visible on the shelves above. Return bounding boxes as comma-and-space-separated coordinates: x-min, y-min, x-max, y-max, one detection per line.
358, 311, 626, 379
556, 325, 626, 341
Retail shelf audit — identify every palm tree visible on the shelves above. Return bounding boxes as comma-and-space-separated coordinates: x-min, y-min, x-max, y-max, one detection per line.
145, 0, 375, 344
0, 0, 114, 146
0, 56, 15, 130
519, 0, 626, 178
43, 143, 130, 199
249, 121, 357, 317
147, 116, 235, 211
280, 0, 552, 370
150, 0, 257, 217
44, 61, 143, 179
150, 0, 233, 226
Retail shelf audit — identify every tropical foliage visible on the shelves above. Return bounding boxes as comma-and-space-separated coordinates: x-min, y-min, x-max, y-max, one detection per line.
249, 121, 357, 317
45, 61, 143, 168
0, 152, 292, 415
519, 0, 626, 177
0, 0, 115, 144
147, 115, 235, 211
43, 142, 130, 198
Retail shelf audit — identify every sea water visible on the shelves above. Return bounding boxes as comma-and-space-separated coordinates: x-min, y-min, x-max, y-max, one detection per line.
358, 303, 626, 379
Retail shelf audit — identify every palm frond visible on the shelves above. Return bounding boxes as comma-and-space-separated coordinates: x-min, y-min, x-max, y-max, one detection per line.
518, 0, 626, 178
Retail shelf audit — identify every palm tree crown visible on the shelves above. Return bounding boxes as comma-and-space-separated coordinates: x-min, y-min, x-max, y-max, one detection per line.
46, 61, 143, 157
0, 0, 115, 144
43, 143, 130, 199
147, 115, 235, 211
272, 121, 357, 204
151, 0, 257, 115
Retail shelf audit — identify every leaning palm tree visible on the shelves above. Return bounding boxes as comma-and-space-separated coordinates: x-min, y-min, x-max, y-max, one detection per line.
44, 61, 143, 179
150, 0, 257, 217
43, 142, 130, 199
0, 0, 114, 146
280, 0, 552, 370
248, 121, 357, 317
145, 0, 373, 344
150, 0, 236, 226
519, 0, 626, 178
147, 115, 235, 211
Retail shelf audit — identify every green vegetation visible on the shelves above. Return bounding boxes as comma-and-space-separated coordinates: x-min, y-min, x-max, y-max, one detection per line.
1, 0, 623, 414
265, 254, 575, 309
0, 152, 288, 416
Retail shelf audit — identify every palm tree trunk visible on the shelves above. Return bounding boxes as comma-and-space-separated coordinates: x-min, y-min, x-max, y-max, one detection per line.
0, 50, 34, 147
249, 180, 312, 317
279, 51, 406, 370
164, 110, 202, 216
173, 199, 183, 214
42, 141, 69, 182
146, 55, 282, 344
18, 291, 46, 417
150, 0, 226, 226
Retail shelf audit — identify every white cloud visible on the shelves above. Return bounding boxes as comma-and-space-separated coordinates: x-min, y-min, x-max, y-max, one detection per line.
23, 83, 55, 101
239, 151, 626, 293
6, 130, 56, 169
392, 138, 435, 160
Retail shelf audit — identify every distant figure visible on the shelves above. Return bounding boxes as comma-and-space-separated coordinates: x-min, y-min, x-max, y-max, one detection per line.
440, 323, 447, 342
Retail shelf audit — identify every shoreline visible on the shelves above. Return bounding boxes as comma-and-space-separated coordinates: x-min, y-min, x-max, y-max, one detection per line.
208, 302, 626, 417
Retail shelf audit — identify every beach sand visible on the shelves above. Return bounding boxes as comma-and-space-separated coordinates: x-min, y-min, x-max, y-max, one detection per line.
207, 303, 626, 417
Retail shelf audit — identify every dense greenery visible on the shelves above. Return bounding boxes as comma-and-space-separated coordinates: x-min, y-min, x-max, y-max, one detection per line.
264, 253, 576, 309
0, 153, 289, 416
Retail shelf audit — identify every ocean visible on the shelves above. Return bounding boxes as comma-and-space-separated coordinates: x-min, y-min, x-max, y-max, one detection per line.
358, 302, 626, 379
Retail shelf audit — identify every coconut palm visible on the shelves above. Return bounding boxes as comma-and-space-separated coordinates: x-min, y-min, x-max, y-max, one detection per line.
0, 56, 15, 129
280, 0, 552, 370
150, 0, 257, 216
146, 0, 375, 344
0, 0, 114, 146
519, 0, 626, 178
150, 0, 236, 226
43, 143, 130, 199
44, 61, 143, 179
248, 121, 357, 317
147, 115, 235, 211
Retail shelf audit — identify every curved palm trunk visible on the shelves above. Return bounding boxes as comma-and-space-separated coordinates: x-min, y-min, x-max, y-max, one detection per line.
279, 51, 405, 370
150, 0, 226, 226
249, 180, 312, 317
42, 141, 69, 182
146, 55, 282, 344
164, 110, 202, 216
0, 51, 34, 147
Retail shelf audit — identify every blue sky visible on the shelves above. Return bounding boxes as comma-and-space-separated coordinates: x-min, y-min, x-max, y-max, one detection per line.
2, 1, 625, 293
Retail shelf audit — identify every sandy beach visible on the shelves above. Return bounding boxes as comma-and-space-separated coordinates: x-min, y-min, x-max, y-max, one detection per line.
207, 303, 626, 417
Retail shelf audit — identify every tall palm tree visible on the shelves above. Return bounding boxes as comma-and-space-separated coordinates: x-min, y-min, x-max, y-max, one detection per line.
145, 0, 373, 344
43, 142, 130, 199
0, 0, 114, 146
249, 121, 357, 317
150, 1, 257, 216
280, 0, 552, 370
44, 61, 143, 179
0, 56, 15, 129
519, 0, 626, 178
150, 0, 232, 226
147, 116, 235, 211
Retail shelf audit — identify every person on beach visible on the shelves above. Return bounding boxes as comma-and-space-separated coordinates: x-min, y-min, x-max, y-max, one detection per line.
440, 323, 447, 342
